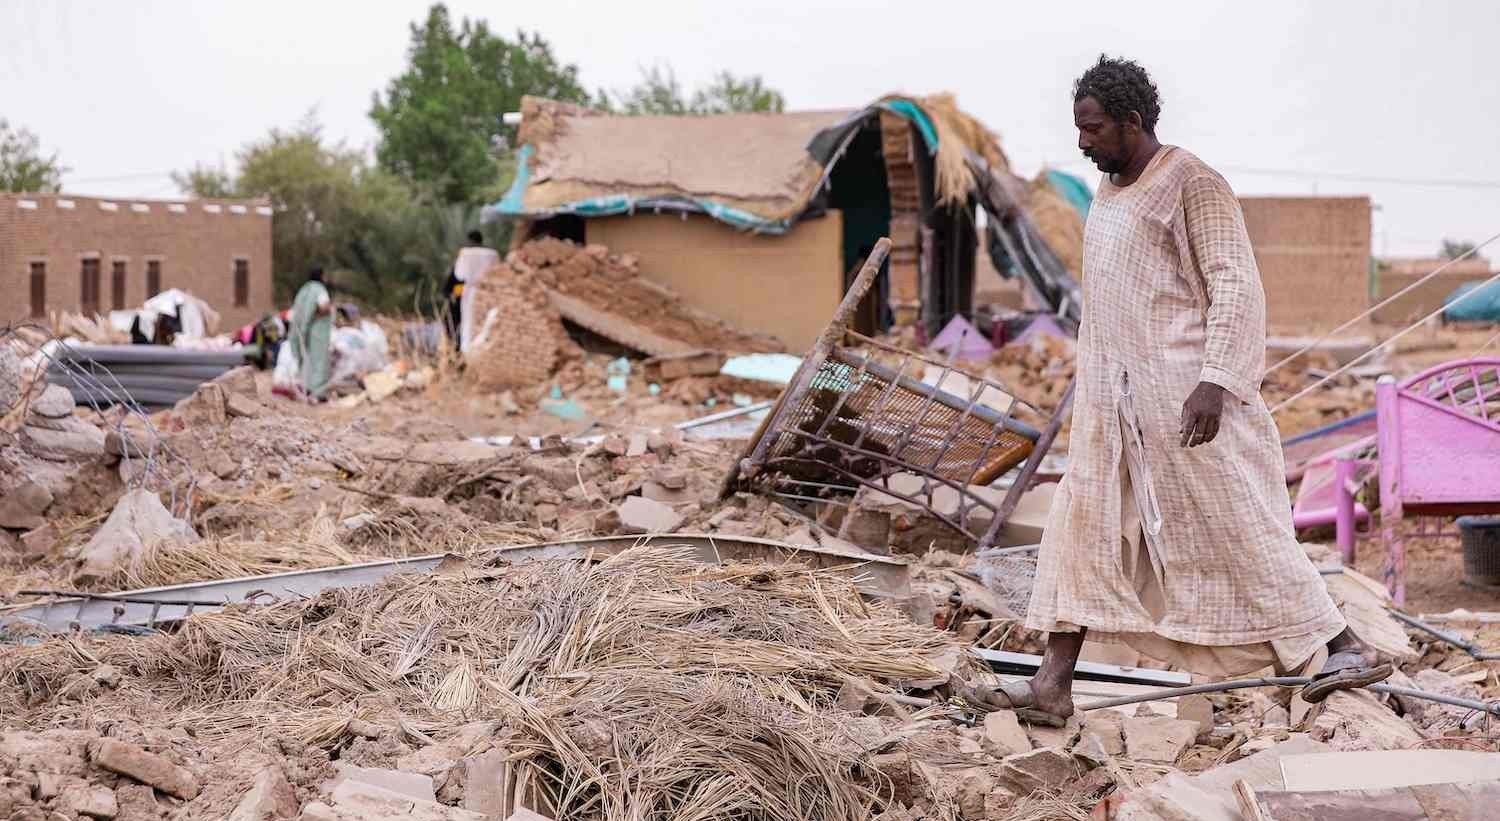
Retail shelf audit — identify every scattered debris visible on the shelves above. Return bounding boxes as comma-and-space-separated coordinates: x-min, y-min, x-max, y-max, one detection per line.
75, 489, 200, 583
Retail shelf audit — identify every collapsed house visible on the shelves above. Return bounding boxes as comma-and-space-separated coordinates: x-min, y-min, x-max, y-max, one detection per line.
490, 94, 1081, 349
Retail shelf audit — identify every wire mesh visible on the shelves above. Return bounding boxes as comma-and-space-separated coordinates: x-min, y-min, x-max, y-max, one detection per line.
761, 354, 1036, 486
975, 553, 1039, 618
2, 322, 197, 518
739, 330, 1049, 550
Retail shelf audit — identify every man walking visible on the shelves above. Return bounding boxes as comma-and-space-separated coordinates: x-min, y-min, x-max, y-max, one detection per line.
986, 56, 1389, 725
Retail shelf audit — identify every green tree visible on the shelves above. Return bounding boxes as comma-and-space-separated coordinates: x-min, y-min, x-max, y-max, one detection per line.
1441, 238, 1477, 260
370, 3, 589, 204
177, 114, 500, 313
230, 115, 366, 301
692, 71, 786, 114
604, 64, 690, 115
0, 119, 68, 192
601, 64, 786, 115
171, 164, 236, 198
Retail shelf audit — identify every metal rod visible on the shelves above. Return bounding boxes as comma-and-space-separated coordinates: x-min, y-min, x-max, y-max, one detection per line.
770, 491, 852, 508
774, 478, 861, 493
18, 589, 220, 607
1080, 675, 1500, 718
740, 239, 891, 478
1370, 683, 1500, 716
975, 544, 1041, 557
1081, 677, 1309, 710
993, 377, 1075, 528
1388, 609, 1500, 660
674, 400, 773, 431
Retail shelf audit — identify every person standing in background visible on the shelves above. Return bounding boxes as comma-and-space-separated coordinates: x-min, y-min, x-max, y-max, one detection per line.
452, 230, 500, 353
288, 267, 333, 401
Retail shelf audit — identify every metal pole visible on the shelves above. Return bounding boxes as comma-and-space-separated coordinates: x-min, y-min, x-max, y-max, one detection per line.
994, 378, 1075, 527
735, 238, 891, 483
1335, 457, 1358, 563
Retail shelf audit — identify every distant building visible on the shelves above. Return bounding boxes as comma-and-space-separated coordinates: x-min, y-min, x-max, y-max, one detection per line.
0, 192, 274, 330
1373, 254, 1492, 324
976, 194, 1375, 336
1235, 197, 1373, 335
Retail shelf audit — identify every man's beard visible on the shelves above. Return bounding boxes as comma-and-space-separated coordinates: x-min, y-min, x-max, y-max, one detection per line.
1087, 150, 1128, 174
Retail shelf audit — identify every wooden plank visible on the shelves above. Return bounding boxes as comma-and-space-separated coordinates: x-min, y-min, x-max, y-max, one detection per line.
1233, 780, 1269, 821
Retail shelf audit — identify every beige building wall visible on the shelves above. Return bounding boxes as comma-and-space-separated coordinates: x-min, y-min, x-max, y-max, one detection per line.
0, 193, 274, 330
586, 211, 844, 351
1373, 256, 1491, 324
1239, 196, 1372, 335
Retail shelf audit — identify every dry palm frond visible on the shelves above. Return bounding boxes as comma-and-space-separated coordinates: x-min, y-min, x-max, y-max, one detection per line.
390, 620, 439, 680
1004, 790, 1096, 821
430, 654, 478, 712
1, 547, 965, 821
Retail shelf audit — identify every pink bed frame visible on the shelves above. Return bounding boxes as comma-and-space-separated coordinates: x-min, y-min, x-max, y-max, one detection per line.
1332, 358, 1500, 603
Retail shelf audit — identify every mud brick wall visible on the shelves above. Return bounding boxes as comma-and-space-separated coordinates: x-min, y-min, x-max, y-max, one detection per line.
586, 211, 843, 352
1373, 257, 1492, 324
0, 193, 273, 330
464, 263, 576, 389
1239, 196, 1371, 335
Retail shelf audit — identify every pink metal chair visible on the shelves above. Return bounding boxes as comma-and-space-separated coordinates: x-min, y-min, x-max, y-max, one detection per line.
1334, 358, 1500, 602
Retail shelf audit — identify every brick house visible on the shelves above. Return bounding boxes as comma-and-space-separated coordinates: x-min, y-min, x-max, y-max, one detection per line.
0, 192, 274, 331
495, 95, 1024, 350
1238, 196, 1373, 335
1372, 254, 1492, 324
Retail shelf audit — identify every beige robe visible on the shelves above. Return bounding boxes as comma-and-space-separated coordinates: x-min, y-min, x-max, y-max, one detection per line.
1025, 147, 1345, 675
455, 245, 501, 352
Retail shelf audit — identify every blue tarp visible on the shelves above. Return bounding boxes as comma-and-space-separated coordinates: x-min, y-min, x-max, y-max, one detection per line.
492, 97, 945, 234
1045, 169, 1093, 219
1443, 279, 1500, 322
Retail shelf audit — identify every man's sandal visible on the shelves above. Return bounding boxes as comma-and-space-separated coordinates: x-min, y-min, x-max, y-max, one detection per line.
1300, 650, 1393, 704
959, 680, 1070, 728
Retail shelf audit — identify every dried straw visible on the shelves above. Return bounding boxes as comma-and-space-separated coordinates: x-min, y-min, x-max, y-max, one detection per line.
1, 547, 963, 821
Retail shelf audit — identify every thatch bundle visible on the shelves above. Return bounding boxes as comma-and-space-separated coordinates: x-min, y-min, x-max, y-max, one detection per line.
1, 547, 967, 821
882, 94, 1012, 209
1026, 173, 1086, 278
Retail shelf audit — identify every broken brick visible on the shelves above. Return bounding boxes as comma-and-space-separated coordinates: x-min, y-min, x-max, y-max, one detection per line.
227, 766, 298, 821
1122, 716, 1199, 764
996, 746, 1082, 795
982, 710, 1032, 758
62, 784, 117, 819
616, 496, 684, 534
323, 764, 435, 802
89, 738, 200, 800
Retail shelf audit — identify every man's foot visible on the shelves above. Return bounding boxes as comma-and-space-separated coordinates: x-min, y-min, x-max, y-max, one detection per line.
1301, 649, 1392, 703
960, 679, 1075, 727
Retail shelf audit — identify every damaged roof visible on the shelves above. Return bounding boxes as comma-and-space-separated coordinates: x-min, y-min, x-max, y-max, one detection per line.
492, 93, 1010, 233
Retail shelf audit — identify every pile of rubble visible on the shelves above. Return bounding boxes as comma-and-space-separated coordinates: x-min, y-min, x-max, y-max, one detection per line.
7, 297, 1500, 820
465, 238, 783, 391
1, 547, 1000, 821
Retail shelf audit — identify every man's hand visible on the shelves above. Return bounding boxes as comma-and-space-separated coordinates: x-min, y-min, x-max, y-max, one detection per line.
1180, 381, 1226, 448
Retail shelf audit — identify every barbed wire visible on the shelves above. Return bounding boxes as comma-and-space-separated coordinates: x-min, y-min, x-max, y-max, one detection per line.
2, 322, 197, 519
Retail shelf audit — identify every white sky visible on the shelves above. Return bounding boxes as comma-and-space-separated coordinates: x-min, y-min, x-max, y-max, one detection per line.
5, 0, 1498, 258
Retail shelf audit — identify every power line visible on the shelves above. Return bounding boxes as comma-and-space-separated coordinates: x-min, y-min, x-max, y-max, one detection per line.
1218, 165, 1500, 191
1044, 158, 1500, 191
65, 171, 176, 184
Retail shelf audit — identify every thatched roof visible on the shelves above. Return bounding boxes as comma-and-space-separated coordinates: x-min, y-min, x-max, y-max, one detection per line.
494, 94, 1010, 233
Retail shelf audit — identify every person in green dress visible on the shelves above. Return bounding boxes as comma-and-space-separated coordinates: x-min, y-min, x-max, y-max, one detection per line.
288, 267, 333, 401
